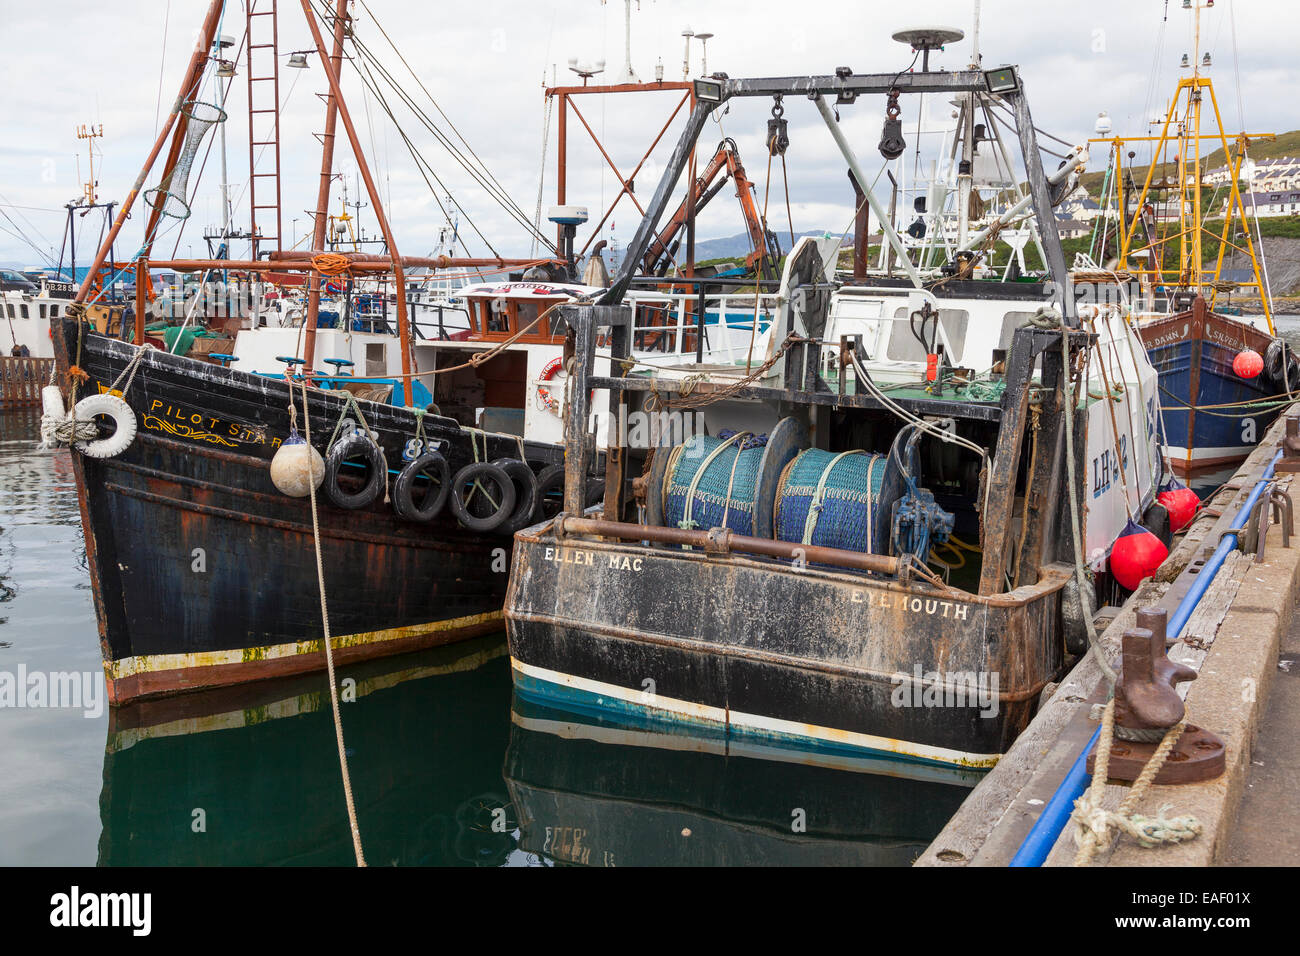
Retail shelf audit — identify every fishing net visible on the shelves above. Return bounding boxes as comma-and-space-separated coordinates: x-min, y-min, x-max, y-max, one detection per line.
145, 101, 227, 221
774, 448, 888, 553
663, 431, 769, 535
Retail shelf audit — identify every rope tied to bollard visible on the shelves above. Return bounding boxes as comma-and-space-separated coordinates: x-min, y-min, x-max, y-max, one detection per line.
1071, 699, 1201, 865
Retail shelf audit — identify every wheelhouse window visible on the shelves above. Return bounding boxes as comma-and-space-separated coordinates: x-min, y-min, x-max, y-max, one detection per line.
887, 307, 969, 363
486, 298, 509, 333
515, 300, 542, 336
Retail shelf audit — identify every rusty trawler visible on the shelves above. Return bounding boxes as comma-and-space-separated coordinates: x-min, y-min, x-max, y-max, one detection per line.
504, 55, 1176, 769
47, 0, 582, 703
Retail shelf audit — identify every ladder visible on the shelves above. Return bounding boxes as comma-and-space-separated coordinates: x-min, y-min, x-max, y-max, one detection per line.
246, 0, 283, 257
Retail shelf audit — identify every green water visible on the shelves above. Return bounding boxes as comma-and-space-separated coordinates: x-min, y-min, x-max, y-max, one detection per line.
0, 410, 973, 866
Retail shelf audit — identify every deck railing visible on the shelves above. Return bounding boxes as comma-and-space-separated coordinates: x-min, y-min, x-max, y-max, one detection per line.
0, 356, 54, 407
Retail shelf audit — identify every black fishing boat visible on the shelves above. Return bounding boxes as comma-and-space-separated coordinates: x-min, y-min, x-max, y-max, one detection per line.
53, 319, 561, 703
46, 0, 590, 702
505, 62, 1123, 769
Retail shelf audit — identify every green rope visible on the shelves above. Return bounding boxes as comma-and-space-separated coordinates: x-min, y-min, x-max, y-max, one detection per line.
412, 407, 427, 450
961, 379, 1007, 403
1157, 383, 1300, 419
462, 426, 499, 511
327, 390, 378, 452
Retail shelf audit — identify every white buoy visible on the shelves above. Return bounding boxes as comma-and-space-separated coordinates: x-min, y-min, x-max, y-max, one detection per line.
41, 385, 66, 419
39, 385, 67, 448
270, 431, 324, 497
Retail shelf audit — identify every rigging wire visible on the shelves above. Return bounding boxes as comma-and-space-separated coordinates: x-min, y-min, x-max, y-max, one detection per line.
336, 0, 547, 246
346, 44, 500, 258
153, 0, 172, 139
0, 191, 57, 263
342, 27, 549, 250
355, 0, 538, 232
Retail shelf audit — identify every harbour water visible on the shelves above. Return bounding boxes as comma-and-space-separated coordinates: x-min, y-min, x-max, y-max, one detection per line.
0, 410, 972, 866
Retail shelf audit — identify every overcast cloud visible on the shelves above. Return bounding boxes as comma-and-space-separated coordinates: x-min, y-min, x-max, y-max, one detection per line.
1, 0, 1297, 268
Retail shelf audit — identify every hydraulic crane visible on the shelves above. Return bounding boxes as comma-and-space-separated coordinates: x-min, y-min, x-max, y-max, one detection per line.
642, 138, 782, 280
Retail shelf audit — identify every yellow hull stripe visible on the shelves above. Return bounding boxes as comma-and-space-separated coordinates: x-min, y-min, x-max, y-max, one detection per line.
108, 642, 507, 753
106, 610, 504, 681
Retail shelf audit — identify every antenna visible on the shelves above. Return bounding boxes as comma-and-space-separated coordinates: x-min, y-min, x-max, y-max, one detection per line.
617, 0, 640, 83
75, 123, 104, 206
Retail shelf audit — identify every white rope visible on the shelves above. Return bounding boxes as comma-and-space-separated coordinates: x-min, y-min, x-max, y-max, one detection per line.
848, 353, 992, 519
296, 378, 367, 867
1050, 312, 1118, 687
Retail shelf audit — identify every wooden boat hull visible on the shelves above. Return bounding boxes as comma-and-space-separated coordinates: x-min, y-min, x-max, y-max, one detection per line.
504, 525, 1070, 769
1138, 300, 1284, 475
53, 317, 560, 703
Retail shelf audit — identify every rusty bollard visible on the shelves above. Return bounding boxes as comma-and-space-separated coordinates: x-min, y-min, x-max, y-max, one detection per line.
1136, 605, 1171, 648
1086, 607, 1226, 784
1276, 414, 1300, 472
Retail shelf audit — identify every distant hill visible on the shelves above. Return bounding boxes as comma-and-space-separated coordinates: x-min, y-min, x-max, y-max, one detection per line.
1079, 129, 1300, 198
691, 229, 840, 263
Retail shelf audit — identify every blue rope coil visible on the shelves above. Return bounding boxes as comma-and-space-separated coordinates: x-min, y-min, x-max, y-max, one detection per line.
664, 433, 768, 535
774, 448, 888, 553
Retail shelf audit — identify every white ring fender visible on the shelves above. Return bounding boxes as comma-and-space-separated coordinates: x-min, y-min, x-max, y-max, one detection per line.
71, 393, 137, 459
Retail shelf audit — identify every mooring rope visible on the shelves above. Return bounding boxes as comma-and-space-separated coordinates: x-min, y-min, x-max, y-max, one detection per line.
1071, 699, 1201, 865
294, 379, 367, 868
1050, 311, 1118, 689
42, 343, 157, 447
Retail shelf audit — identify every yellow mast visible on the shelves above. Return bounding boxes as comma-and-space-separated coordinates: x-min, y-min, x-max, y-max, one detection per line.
1088, 0, 1274, 331
75, 123, 104, 206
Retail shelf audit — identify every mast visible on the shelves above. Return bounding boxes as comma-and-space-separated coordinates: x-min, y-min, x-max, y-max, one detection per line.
302, 0, 350, 372
71, 0, 225, 315
297, 0, 414, 399
1098, 0, 1273, 327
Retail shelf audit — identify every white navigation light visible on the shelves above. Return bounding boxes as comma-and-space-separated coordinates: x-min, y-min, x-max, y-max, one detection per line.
1094, 111, 1112, 136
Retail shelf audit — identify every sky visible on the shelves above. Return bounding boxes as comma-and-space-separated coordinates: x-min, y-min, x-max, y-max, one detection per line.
1, 0, 1298, 270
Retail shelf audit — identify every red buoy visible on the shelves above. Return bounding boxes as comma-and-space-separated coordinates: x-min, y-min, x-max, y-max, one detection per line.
1233, 349, 1264, 379
1110, 519, 1169, 591
1157, 481, 1200, 533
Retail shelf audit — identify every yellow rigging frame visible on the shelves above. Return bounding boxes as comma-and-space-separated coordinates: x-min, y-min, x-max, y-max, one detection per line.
1090, 0, 1275, 332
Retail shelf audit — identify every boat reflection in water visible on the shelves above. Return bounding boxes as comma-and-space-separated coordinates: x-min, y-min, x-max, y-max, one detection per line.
505, 696, 980, 867
100, 632, 977, 866
99, 635, 519, 866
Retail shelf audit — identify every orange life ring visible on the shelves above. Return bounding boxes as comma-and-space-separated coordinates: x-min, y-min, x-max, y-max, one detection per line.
537, 358, 563, 413
536, 357, 595, 415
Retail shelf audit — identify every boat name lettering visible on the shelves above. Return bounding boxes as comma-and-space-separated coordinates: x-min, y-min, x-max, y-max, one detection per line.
543, 546, 596, 566
542, 826, 593, 864
1206, 327, 1254, 350
1144, 323, 1191, 349
142, 399, 280, 449
850, 589, 968, 619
